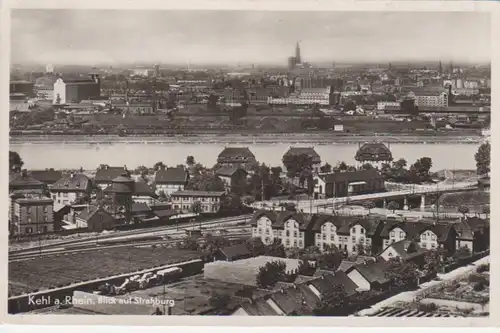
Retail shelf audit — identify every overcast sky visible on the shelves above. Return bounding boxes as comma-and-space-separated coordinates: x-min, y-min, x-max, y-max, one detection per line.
11, 10, 491, 66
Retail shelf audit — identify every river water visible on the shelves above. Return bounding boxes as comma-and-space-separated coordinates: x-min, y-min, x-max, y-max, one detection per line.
10, 139, 480, 171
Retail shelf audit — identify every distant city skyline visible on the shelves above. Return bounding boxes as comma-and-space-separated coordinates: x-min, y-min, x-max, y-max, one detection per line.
11, 10, 491, 66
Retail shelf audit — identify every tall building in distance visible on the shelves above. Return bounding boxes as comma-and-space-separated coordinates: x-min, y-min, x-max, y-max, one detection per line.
295, 41, 301, 64
45, 64, 54, 73
154, 64, 160, 78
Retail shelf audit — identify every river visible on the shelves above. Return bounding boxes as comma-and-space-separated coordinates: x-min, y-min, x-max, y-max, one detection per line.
10, 137, 480, 171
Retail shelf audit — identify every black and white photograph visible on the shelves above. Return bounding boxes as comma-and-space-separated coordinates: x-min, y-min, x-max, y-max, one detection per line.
5, 5, 492, 321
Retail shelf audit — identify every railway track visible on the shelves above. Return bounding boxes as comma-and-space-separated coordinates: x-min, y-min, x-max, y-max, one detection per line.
9, 222, 252, 261
9, 214, 252, 256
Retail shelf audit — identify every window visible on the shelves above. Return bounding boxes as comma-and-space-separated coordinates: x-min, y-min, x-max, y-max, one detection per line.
299, 240, 303, 247
360, 228, 365, 234
63, 192, 68, 198
431, 234, 436, 241
390, 231, 395, 237
27, 207, 32, 214
399, 232, 404, 238
285, 239, 290, 246
300, 232, 304, 238
279, 231, 282, 237
421, 234, 426, 240
360, 237, 365, 244
330, 235, 335, 242
253, 228, 257, 233
316, 234, 320, 239
330, 225, 335, 232
25, 227, 33, 234
43, 226, 48, 233
258, 228, 262, 234
286, 230, 290, 237
322, 225, 326, 231
293, 231, 298, 238
294, 240, 297, 247
352, 227, 357, 234
322, 234, 326, 240
265, 229, 269, 234
431, 243, 436, 249
352, 236, 356, 243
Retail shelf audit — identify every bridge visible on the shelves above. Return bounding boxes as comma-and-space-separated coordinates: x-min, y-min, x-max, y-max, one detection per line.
253, 181, 479, 213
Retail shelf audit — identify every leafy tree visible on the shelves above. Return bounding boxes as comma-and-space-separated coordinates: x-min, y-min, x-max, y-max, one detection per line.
320, 163, 332, 173
154, 161, 166, 171
220, 193, 244, 215
385, 258, 419, 287
242, 195, 255, 206
316, 250, 343, 271
297, 260, 317, 276
423, 249, 442, 274
313, 284, 349, 316
264, 238, 286, 258
209, 293, 231, 313
458, 205, 470, 218
337, 161, 348, 172
387, 201, 400, 213
482, 205, 490, 219
186, 156, 195, 166
361, 163, 374, 170
158, 190, 167, 202
186, 172, 225, 191
363, 200, 376, 214
454, 246, 471, 259
343, 100, 356, 111
392, 158, 407, 170
9, 151, 24, 172
282, 153, 314, 183
191, 201, 202, 215
412, 157, 433, 180
475, 142, 490, 176
135, 165, 149, 176
256, 261, 287, 289
246, 237, 266, 257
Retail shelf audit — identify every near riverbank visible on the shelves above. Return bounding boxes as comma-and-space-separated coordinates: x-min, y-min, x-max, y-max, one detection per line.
10, 133, 483, 145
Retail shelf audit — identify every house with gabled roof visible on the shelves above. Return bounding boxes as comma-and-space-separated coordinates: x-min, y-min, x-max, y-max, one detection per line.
345, 260, 391, 291
282, 147, 321, 174
217, 147, 258, 171
313, 169, 385, 199
94, 166, 127, 189
214, 166, 248, 194
103, 178, 158, 204
29, 169, 63, 187
50, 172, 92, 209
250, 210, 316, 249
215, 243, 252, 262
454, 217, 489, 253
154, 167, 189, 196
9, 170, 45, 193
311, 214, 384, 255
379, 240, 427, 265
75, 205, 115, 232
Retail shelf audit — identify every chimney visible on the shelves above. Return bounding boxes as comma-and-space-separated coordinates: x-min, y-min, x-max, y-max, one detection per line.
70, 172, 75, 178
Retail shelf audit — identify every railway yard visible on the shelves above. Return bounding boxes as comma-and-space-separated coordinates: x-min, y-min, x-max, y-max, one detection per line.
8, 214, 253, 298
